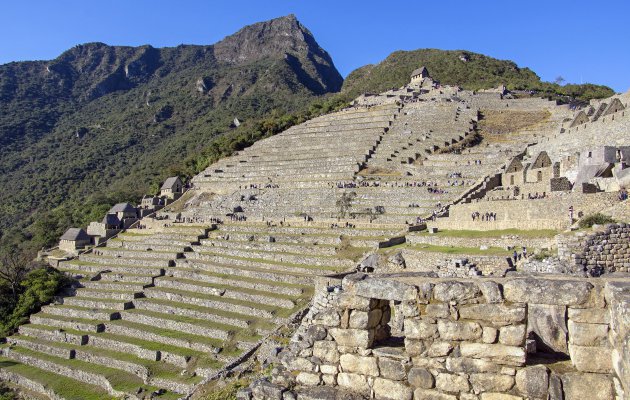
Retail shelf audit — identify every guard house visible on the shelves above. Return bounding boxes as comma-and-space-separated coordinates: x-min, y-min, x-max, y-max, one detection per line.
160, 176, 184, 200
410, 66, 430, 84
59, 228, 91, 254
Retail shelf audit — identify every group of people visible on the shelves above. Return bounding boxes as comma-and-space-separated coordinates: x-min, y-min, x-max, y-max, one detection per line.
527, 192, 547, 200
330, 222, 357, 229
471, 211, 497, 221
238, 183, 279, 190
229, 214, 247, 222
428, 187, 448, 194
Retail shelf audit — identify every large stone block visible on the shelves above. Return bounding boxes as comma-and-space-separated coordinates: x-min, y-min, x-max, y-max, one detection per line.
434, 282, 481, 302
338, 293, 379, 311
313, 341, 339, 364
480, 394, 522, 400
353, 278, 418, 301
329, 328, 374, 348
478, 281, 503, 304
445, 357, 500, 374
405, 339, 426, 356
339, 354, 379, 376
349, 309, 382, 329
561, 372, 614, 400
459, 343, 526, 366
567, 320, 608, 346
514, 365, 548, 399
437, 320, 482, 341
251, 380, 284, 400
498, 325, 526, 346
413, 389, 457, 400
567, 307, 610, 324
373, 378, 413, 400
405, 319, 438, 339
527, 303, 568, 354
336, 373, 370, 396
503, 279, 593, 306
312, 310, 341, 327
469, 373, 515, 393
435, 373, 470, 393
459, 304, 526, 326
379, 358, 407, 381
296, 372, 321, 386
568, 344, 613, 373
408, 367, 434, 389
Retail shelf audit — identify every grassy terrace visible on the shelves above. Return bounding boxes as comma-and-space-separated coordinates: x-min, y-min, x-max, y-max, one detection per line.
0, 357, 112, 400
196, 252, 346, 272
382, 243, 516, 257
414, 228, 559, 238
158, 277, 300, 302
145, 287, 280, 314
173, 267, 311, 291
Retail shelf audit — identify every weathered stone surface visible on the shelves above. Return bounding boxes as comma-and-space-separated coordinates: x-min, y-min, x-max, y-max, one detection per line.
478, 281, 503, 304
445, 357, 500, 373
527, 303, 568, 353
425, 304, 449, 319
514, 365, 548, 399
349, 309, 381, 329
405, 320, 438, 340
313, 341, 339, 364
320, 364, 338, 375
568, 344, 613, 373
480, 394, 522, 400
503, 279, 593, 306
459, 304, 526, 326
433, 282, 480, 302
352, 278, 418, 301
329, 328, 374, 348
567, 320, 608, 346
561, 372, 614, 400
373, 378, 413, 400
437, 320, 482, 341
459, 343, 526, 366
378, 358, 407, 381
547, 373, 563, 400
296, 372, 321, 386
313, 310, 341, 327
482, 327, 498, 344
435, 373, 470, 393
336, 373, 370, 396
339, 354, 379, 376
252, 379, 284, 400
338, 293, 378, 312
427, 341, 453, 357
287, 356, 316, 373
567, 307, 610, 324
413, 389, 457, 400
498, 325, 526, 346
469, 373, 514, 393
405, 339, 426, 356
408, 367, 434, 389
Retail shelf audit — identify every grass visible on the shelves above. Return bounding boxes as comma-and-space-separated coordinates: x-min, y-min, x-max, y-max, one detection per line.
382, 243, 514, 257
414, 228, 559, 238
146, 287, 279, 313
160, 277, 299, 301
199, 252, 343, 272
176, 267, 309, 290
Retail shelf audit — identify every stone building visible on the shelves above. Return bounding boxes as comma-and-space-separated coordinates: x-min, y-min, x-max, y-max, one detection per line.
108, 203, 138, 228
503, 156, 526, 186
410, 66, 429, 84
86, 213, 123, 243
160, 176, 184, 199
59, 228, 91, 254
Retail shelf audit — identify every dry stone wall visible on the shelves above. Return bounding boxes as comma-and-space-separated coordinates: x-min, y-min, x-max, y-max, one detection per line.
241, 274, 628, 400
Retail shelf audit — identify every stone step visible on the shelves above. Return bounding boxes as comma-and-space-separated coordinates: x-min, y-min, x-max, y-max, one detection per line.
98, 272, 156, 283
79, 254, 172, 267
116, 236, 196, 247
179, 259, 315, 285
8, 336, 75, 359
41, 305, 121, 321
75, 288, 141, 301
143, 287, 276, 319
29, 313, 105, 333
62, 297, 133, 311
60, 260, 165, 276
107, 240, 190, 252
120, 310, 233, 341
94, 248, 183, 260
132, 298, 250, 329
166, 267, 305, 296
153, 277, 295, 308
0, 357, 111, 400
186, 252, 343, 274
80, 280, 149, 291
18, 324, 88, 346
198, 239, 338, 256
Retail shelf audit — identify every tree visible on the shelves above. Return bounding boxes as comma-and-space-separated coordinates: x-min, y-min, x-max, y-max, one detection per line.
554, 76, 566, 85
0, 249, 33, 303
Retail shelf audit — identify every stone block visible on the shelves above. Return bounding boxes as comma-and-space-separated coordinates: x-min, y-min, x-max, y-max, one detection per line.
482, 327, 498, 344
296, 372, 321, 386
435, 372, 470, 393
480, 394, 522, 400
312, 310, 341, 327
503, 279, 593, 306
313, 341, 339, 364
405, 339, 426, 356
445, 357, 500, 373
408, 367, 434, 389
329, 328, 374, 348
437, 320, 482, 341
434, 282, 481, 302
427, 341, 453, 357
338, 293, 378, 311
379, 358, 407, 381
547, 373, 563, 400
567, 307, 610, 324
336, 373, 370, 396
498, 325, 526, 346
567, 320, 608, 346
470, 373, 515, 393
339, 354, 379, 376
527, 304, 567, 354
514, 365, 548, 399
413, 389, 457, 400
425, 304, 449, 319
321, 374, 336, 386
405, 319, 438, 339
459, 343, 526, 366
373, 378, 413, 400
459, 304, 526, 326
568, 344, 613, 373
319, 364, 337, 375
353, 278, 418, 301
478, 281, 503, 304
252, 380, 284, 400
288, 357, 317, 373
561, 372, 614, 400
349, 309, 382, 329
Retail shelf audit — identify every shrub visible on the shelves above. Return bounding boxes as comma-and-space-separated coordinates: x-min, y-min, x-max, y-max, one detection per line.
578, 213, 616, 229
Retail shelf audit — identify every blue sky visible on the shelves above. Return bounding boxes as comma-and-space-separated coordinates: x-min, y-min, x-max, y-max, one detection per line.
1, 0, 628, 92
